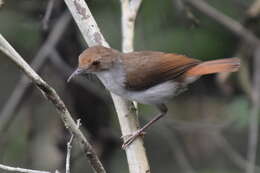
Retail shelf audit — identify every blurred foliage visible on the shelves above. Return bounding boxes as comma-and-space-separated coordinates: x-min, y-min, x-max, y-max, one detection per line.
228, 96, 250, 129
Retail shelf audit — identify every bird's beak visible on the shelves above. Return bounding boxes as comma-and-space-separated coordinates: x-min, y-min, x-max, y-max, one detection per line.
67, 68, 84, 83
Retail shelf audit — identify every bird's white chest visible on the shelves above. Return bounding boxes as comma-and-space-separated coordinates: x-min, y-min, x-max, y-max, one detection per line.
96, 64, 127, 95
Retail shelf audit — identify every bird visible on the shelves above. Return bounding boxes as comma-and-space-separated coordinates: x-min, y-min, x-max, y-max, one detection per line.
67, 45, 240, 148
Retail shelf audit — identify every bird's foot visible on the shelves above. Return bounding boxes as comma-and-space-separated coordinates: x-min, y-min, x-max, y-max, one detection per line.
121, 129, 146, 149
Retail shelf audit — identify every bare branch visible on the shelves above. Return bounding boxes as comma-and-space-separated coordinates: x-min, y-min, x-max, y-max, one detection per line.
121, 0, 142, 52
0, 35, 106, 173
185, 0, 260, 46
49, 48, 109, 101
63, 0, 150, 172
0, 12, 71, 135
42, 0, 55, 30
63, 0, 108, 47
129, 0, 142, 13
118, 0, 150, 172
214, 133, 260, 172
0, 164, 50, 173
66, 119, 81, 173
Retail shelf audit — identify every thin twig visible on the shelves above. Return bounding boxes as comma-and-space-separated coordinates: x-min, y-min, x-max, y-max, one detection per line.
0, 34, 106, 173
0, 12, 71, 136
214, 133, 260, 172
42, 0, 55, 30
164, 113, 260, 171
63, 0, 150, 173
0, 164, 50, 173
66, 119, 81, 173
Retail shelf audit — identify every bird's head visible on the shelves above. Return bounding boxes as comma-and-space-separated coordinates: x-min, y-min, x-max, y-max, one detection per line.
67, 45, 120, 82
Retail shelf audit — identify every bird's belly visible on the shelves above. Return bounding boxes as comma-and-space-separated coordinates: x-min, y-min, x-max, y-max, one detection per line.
96, 71, 187, 105
124, 81, 185, 104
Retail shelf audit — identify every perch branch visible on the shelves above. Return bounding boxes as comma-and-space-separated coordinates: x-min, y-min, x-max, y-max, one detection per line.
0, 34, 106, 173
119, 0, 150, 172
63, 0, 150, 172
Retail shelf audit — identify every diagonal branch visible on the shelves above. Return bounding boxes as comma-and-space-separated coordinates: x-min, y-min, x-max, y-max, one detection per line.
42, 0, 55, 30
49, 48, 109, 101
0, 164, 50, 173
185, 0, 260, 46
0, 34, 106, 173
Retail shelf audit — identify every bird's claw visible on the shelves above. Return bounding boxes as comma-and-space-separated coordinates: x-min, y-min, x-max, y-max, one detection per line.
121, 129, 146, 149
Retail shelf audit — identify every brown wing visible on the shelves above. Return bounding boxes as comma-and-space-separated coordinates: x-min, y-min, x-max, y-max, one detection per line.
122, 51, 201, 91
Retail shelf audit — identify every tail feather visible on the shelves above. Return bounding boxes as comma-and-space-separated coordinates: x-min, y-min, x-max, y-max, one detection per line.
185, 58, 240, 77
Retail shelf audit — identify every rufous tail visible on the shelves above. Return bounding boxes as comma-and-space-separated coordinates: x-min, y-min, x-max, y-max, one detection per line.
185, 58, 240, 77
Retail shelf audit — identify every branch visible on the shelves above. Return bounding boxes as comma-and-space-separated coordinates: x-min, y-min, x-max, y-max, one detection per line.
0, 35, 106, 173
214, 133, 260, 172
63, 0, 150, 172
0, 164, 50, 173
42, 0, 55, 30
63, 0, 108, 47
185, 0, 260, 47
66, 119, 81, 173
119, 0, 150, 172
121, 0, 142, 52
49, 48, 109, 101
0, 12, 71, 135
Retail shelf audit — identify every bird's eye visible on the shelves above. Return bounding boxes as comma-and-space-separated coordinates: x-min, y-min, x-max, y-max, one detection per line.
92, 60, 100, 66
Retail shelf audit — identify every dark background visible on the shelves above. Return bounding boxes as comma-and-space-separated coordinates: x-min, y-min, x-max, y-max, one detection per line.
0, 0, 258, 173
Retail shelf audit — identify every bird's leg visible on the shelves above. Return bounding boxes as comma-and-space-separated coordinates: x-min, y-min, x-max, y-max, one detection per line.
122, 104, 168, 149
